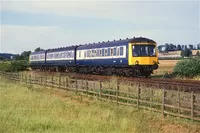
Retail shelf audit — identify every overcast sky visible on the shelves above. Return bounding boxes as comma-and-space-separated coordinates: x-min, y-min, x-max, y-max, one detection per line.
0, 0, 200, 54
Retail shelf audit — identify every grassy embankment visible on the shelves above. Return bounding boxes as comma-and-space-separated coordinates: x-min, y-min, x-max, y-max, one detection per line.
0, 79, 200, 133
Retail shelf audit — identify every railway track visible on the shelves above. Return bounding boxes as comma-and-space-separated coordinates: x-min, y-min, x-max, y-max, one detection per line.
32, 71, 200, 92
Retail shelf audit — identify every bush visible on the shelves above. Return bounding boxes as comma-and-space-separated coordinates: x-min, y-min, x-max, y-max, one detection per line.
0, 61, 13, 72
173, 58, 200, 77
0, 60, 29, 72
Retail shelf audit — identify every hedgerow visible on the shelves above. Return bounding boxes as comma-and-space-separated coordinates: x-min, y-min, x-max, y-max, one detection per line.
173, 58, 200, 77
0, 60, 29, 72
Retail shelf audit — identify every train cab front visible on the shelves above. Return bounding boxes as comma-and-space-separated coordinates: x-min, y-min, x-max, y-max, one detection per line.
128, 42, 159, 77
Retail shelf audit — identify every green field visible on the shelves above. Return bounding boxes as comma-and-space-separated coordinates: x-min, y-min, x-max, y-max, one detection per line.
0, 79, 199, 133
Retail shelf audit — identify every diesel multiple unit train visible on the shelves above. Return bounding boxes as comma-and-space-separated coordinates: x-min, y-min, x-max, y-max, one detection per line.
30, 37, 159, 77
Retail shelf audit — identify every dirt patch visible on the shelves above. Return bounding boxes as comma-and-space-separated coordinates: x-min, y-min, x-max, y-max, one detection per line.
159, 60, 179, 67
151, 118, 200, 133
161, 124, 191, 133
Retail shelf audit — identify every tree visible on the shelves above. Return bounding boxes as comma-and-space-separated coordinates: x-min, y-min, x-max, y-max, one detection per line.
20, 51, 31, 60
181, 48, 192, 57
0, 56, 5, 60
35, 47, 44, 52
181, 50, 184, 57
158, 45, 164, 52
169, 43, 176, 51
14, 51, 31, 61
177, 44, 182, 50
196, 51, 200, 56
197, 43, 200, 50
181, 45, 185, 50
189, 44, 194, 50
164, 43, 169, 52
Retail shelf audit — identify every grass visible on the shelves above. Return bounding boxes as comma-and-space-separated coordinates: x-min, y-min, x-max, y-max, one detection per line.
0, 79, 200, 133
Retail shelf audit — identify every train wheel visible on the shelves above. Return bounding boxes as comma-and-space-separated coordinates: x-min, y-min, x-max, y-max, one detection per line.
145, 73, 151, 78
133, 69, 141, 77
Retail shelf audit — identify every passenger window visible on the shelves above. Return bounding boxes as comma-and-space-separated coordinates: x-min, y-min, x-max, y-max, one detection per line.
114, 48, 117, 56
79, 51, 81, 58
102, 49, 105, 56
87, 50, 90, 57
105, 49, 107, 56
110, 48, 113, 56
90, 50, 92, 57
92, 50, 95, 57
100, 49, 102, 57
84, 51, 86, 58
69, 52, 71, 58
97, 49, 99, 56
108, 48, 110, 56
94, 50, 97, 57
120, 47, 123, 55
117, 47, 120, 56
72, 51, 74, 58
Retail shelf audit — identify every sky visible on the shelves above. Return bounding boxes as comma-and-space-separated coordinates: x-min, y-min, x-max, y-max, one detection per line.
0, 0, 200, 54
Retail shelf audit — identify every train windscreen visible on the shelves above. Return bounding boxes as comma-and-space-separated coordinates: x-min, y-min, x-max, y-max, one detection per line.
132, 45, 155, 56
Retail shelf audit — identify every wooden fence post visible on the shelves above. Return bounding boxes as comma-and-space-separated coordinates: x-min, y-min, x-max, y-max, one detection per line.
86, 80, 88, 96
137, 83, 141, 109
51, 75, 53, 87
162, 88, 166, 118
29, 74, 32, 84
59, 74, 61, 89
116, 82, 119, 105
191, 91, 194, 122
66, 77, 69, 90
41, 77, 43, 85
150, 87, 152, 110
45, 73, 47, 87
99, 81, 102, 99
75, 79, 78, 94
21, 73, 24, 82
178, 88, 180, 117
25, 74, 27, 83
127, 87, 130, 104
94, 82, 96, 97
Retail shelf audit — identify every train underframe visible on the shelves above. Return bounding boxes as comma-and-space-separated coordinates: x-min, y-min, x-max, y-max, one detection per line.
32, 64, 158, 78
74, 65, 158, 78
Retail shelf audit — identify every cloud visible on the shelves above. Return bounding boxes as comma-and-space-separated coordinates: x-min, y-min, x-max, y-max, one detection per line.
1, 24, 198, 54
2, 1, 198, 22
1, 25, 69, 54
1, 1, 199, 54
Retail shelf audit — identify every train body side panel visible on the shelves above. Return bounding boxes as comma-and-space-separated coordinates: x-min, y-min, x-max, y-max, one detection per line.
76, 42, 129, 67
45, 60, 75, 66
46, 49, 77, 67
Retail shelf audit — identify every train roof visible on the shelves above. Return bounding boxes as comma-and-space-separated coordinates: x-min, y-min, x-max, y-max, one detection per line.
47, 46, 78, 52
77, 37, 156, 50
31, 50, 46, 55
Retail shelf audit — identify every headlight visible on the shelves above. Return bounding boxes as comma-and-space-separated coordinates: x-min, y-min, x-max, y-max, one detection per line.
135, 60, 139, 65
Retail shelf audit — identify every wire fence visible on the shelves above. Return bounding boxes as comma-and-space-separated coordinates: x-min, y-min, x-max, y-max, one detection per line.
0, 71, 200, 122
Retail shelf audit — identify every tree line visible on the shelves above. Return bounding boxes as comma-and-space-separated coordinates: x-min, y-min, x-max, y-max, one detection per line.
158, 43, 200, 52
158, 43, 200, 57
